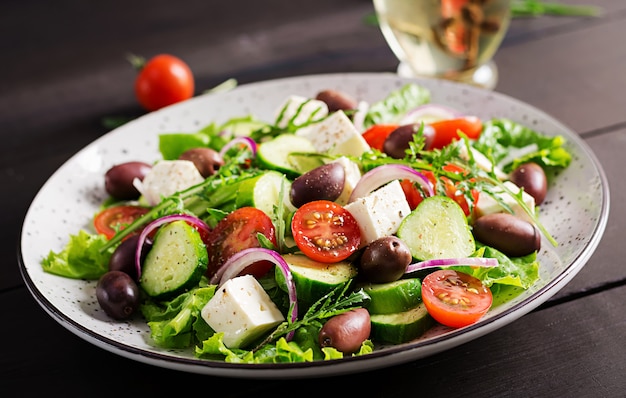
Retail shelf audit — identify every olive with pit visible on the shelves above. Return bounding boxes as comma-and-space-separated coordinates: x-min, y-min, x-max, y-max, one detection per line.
318, 308, 371, 354
359, 236, 412, 283
472, 213, 541, 257
315, 89, 358, 113
289, 162, 345, 208
104, 161, 152, 200
510, 162, 548, 205
96, 270, 141, 320
178, 147, 224, 178
383, 123, 435, 159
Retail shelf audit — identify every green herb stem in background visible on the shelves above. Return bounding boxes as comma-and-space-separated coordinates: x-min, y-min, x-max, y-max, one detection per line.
511, 0, 602, 17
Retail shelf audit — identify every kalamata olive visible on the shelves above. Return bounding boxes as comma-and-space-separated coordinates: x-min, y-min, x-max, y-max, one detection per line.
289, 162, 345, 208
359, 236, 412, 283
319, 308, 371, 354
510, 162, 548, 205
96, 271, 140, 320
472, 213, 541, 257
315, 89, 358, 113
383, 124, 435, 159
178, 147, 224, 178
104, 161, 152, 200
108, 235, 151, 281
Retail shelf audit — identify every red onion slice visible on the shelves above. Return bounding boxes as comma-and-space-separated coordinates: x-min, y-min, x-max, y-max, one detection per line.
134, 214, 211, 280
218, 136, 257, 159
210, 248, 298, 332
405, 257, 499, 274
348, 164, 434, 203
400, 104, 463, 125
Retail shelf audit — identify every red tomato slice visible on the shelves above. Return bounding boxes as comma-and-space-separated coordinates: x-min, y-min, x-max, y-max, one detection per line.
205, 207, 277, 279
291, 200, 361, 263
440, 164, 479, 217
362, 124, 398, 151
94, 205, 150, 240
422, 269, 492, 328
399, 170, 437, 210
429, 116, 483, 149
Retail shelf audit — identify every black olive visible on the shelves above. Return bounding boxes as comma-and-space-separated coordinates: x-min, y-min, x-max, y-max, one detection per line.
383, 124, 435, 159
472, 213, 541, 257
359, 236, 412, 283
179, 147, 224, 178
289, 162, 345, 208
510, 162, 548, 205
104, 161, 152, 200
318, 308, 371, 354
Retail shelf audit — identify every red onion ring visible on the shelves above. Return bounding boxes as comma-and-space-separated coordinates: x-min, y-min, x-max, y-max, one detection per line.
405, 257, 498, 274
399, 104, 462, 125
218, 136, 257, 159
134, 213, 211, 280
210, 247, 298, 338
348, 164, 434, 203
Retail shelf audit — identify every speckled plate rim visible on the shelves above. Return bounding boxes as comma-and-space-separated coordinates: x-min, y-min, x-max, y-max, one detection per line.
18, 72, 610, 379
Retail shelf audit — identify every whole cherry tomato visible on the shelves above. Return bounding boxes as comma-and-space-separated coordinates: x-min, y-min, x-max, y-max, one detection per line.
131, 54, 194, 112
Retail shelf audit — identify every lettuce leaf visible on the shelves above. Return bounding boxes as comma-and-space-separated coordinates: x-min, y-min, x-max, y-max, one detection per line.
363, 83, 431, 128
41, 230, 112, 280
473, 118, 572, 172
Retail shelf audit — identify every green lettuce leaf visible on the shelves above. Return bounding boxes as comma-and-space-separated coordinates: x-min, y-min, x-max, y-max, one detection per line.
364, 83, 431, 128
473, 118, 572, 172
41, 230, 112, 280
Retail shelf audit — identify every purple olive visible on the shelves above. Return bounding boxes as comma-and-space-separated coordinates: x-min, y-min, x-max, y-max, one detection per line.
289, 162, 345, 208
383, 124, 435, 159
472, 213, 541, 257
359, 236, 412, 283
319, 308, 371, 354
315, 89, 358, 113
96, 271, 140, 320
179, 147, 224, 178
510, 162, 548, 205
105, 161, 152, 200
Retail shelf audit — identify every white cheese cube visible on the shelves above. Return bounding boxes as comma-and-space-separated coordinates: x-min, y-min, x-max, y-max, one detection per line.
331, 156, 362, 206
344, 180, 411, 246
274, 95, 328, 130
135, 160, 204, 206
475, 181, 536, 222
201, 275, 285, 349
297, 110, 371, 157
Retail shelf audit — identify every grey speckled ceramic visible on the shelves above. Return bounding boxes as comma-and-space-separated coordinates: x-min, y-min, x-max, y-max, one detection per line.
19, 73, 609, 379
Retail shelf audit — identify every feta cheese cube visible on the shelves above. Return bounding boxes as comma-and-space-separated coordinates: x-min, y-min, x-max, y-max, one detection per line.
135, 160, 204, 206
475, 181, 536, 222
458, 144, 508, 181
201, 275, 285, 349
344, 180, 411, 246
274, 95, 328, 130
297, 110, 371, 157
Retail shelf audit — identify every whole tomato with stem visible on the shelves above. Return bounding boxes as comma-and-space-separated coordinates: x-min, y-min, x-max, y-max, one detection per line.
129, 53, 195, 112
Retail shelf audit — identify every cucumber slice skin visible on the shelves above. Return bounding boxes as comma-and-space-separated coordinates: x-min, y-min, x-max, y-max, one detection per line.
139, 220, 208, 300
362, 278, 422, 315
397, 195, 475, 261
370, 303, 434, 344
275, 254, 357, 303
235, 170, 294, 218
257, 134, 323, 179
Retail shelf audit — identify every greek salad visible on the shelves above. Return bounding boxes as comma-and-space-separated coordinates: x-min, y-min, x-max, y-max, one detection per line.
42, 82, 572, 363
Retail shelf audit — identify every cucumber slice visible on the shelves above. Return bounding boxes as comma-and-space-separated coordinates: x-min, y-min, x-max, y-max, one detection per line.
275, 253, 357, 303
235, 170, 295, 217
362, 278, 422, 315
397, 195, 475, 261
257, 134, 323, 178
139, 220, 208, 300
370, 303, 434, 344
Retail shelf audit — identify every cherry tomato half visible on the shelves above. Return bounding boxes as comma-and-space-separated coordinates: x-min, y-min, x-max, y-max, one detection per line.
291, 200, 361, 263
441, 164, 479, 217
204, 207, 277, 279
362, 124, 398, 151
133, 54, 194, 112
429, 116, 483, 149
94, 205, 150, 240
422, 269, 493, 328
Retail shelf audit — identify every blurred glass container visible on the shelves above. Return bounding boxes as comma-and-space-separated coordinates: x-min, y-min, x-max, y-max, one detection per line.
373, 0, 511, 89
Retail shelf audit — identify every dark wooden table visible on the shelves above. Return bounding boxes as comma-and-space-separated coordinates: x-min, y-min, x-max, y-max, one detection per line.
3, 0, 625, 396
